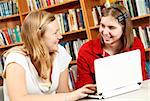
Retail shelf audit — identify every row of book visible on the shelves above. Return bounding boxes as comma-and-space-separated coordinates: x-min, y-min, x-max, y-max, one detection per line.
92, 5, 103, 26
56, 8, 85, 34
123, 0, 150, 17
27, 0, 73, 11
106, 0, 150, 17
0, 25, 22, 46
92, 0, 150, 27
61, 38, 87, 60
0, 0, 19, 18
0, 7, 84, 45
133, 26, 150, 49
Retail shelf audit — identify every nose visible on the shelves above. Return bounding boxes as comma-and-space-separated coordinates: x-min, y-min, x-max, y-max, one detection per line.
57, 33, 63, 39
100, 27, 109, 35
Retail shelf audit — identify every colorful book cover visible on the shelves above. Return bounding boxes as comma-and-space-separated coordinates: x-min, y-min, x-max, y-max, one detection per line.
146, 61, 150, 79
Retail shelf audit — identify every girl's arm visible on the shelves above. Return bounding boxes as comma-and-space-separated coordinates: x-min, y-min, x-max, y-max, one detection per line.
6, 63, 96, 101
56, 68, 70, 93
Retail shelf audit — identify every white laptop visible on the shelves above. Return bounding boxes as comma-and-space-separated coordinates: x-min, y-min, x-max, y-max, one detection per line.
88, 49, 143, 99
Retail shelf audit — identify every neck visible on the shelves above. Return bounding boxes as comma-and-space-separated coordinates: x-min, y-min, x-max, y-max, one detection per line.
103, 40, 122, 55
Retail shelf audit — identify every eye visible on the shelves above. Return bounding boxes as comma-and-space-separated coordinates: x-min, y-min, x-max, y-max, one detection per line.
54, 32, 57, 34
100, 23, 105, 28
53, 29, 59, 35
109, 26, 116, 30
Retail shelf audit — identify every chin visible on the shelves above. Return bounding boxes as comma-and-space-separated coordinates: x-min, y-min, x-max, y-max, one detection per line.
53, 46, 59, 51
104, 41, 115, 45
49, 46, 58, 52
104, 40, 111, 44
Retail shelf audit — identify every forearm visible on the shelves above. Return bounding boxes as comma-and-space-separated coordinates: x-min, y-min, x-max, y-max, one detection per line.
11, 92, 76, 101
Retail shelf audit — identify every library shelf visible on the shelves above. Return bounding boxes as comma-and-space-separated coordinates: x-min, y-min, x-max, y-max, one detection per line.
62, 29, 86, 36
131, 14, 150, 28
0, 14, 20, 20
45, 0, 80, 10
70, 60, 77, 65
89, 26, 100, 30
145, 48, 150, 52
21, 12, 30, 16
131, 14, 150, 21
21, 0, 80, 15
0, 73, 2, 77
0, 42, 24, 50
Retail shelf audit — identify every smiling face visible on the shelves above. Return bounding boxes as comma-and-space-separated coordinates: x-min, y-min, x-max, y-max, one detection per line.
43, 19, 62, 52
99, 16, 123, 46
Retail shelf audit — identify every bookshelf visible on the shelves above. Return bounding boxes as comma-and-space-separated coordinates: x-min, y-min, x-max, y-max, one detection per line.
145, 48, 150, 52
131, 14, 150, 28
0, 0, 150, 85
0, 42, 23, 54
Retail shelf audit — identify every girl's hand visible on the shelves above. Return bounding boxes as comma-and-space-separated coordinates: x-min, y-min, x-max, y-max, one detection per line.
68, 84, 96, 101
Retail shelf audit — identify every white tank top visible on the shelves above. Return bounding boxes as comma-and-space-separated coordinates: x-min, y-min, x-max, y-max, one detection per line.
3, 45, 72, 101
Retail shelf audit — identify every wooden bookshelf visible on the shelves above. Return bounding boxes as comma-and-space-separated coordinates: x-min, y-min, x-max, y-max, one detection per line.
145, 48, 150, 52
131, 14, 150, 28
0, 42, 24, 49
0, 14, 20, 20
0, 42, 24, 54
0, 1, 149, 49
131, 14, 150, 21
44, 0, 80, 13
90, 26, 100, 30
70, 60, 77, 65
62, 29, 86, 36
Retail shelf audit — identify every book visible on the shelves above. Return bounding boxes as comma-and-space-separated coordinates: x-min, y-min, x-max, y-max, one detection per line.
92, 7, 99, 26
69, 64, 77, 89
2, 28, 12, 44
131, 0, 138, 17
146, 61, 150, 79
13, 26, 21, 42
62, 12, 70, 32
76, 8, 82, 30
138, 26, 148, 48
145, 0, 150, 14
0, 30, 8, 45
135, 0, 147, 16
68, 9, 78, 31
127, 0, 134, 17
68, 41, 76, 60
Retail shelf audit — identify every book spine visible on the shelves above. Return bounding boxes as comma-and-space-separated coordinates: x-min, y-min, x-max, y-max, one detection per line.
135, 0, 147, 16
62, 13, 69, 32
2, 29, 13, 44
131, 0, 138, 17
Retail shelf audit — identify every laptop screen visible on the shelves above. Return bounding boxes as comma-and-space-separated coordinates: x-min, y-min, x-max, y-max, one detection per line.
94, 49, 143, 98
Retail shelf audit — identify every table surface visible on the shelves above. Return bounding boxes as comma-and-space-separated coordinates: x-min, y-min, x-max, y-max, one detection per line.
79, 79, 150, 101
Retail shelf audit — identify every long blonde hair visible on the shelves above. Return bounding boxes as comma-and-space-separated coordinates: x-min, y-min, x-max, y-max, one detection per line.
100, 4, 134, 52
21, 11, 56, 79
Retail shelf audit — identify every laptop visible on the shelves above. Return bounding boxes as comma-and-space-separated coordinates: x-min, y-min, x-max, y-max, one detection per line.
88, 49, 143, 99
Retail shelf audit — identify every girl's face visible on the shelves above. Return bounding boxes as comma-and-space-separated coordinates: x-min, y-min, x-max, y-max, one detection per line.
99, 16, 123, 45
43, 19, 62, 52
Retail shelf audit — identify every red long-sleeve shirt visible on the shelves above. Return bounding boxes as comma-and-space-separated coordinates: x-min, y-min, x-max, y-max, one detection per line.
75, 37, 148, 89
